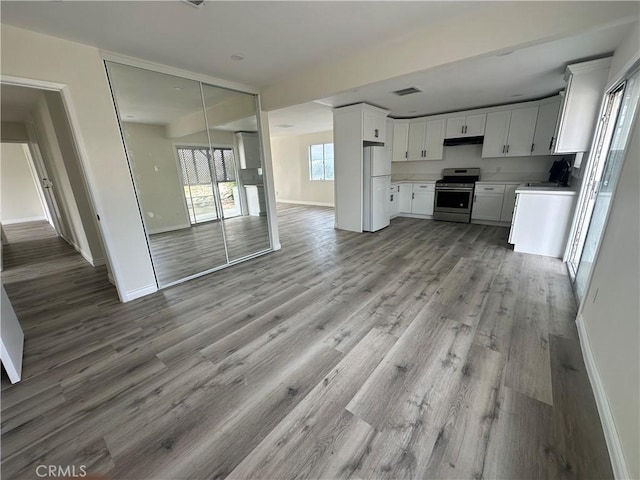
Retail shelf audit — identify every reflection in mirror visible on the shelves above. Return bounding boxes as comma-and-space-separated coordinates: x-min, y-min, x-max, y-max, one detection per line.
105, 62, 229, 286
201, 84, 271, 261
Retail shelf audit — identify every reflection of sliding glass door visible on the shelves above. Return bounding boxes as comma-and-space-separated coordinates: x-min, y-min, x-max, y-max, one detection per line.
212, 148, 242, 219
177, 146, 241, 223
177, 146, 219, 224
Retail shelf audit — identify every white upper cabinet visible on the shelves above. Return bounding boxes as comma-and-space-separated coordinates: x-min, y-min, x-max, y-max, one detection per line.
482, 111, 511, 158
532, 98, 561, 156
407, 121, 426, 160
424, 119, 446, 160
482, 106, 538, 158
407, 119, 445, 161
507, 106, 539, 156
392, 121, 409, 162
445, 113, 486, 138
363, 109, 387, 143
553, 57, 612, 153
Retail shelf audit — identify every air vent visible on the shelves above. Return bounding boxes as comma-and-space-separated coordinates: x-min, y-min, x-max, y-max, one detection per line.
183, 0, 204, 7
392, 86, 422, 96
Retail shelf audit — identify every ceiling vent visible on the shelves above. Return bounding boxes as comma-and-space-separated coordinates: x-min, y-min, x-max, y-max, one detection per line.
392, 86, 422, 96
183, 0, 205, 7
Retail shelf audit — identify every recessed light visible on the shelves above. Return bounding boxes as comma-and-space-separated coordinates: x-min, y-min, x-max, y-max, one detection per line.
230, 54, 244, 61
174, 87, 183, 91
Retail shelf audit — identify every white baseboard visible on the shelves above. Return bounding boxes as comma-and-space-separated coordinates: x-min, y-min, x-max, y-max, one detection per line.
396, 213, 433, 219
119, 284, 157, 303
147, 222, 191, 235
576, 314, 630, 479
1, 215, 47, 225
277, 199, 334, 208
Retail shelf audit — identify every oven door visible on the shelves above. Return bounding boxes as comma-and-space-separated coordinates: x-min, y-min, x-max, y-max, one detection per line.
434, 188, 473, 214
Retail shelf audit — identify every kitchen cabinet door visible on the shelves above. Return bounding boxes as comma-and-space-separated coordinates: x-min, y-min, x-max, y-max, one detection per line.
363, 110, 386, 143
465, 114, 486, 137
532, 99, 561, 156
392, 122, 409, 162
411, 192, 434, 215
472, 193, 503, 221
500, 185, 518, 222
445, 116, 466, 138
482, 111, 511, 158
506, 106, 539, 157
424, 119, 445, 160
398, 184, 412, 213
407, 121, 426, 161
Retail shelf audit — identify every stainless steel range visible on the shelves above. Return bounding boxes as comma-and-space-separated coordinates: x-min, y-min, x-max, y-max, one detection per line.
433, 168, 480, 223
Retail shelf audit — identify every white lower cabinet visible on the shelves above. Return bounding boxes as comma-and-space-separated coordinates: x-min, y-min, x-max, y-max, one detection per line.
398, 183, 412, 213
389, 185, 400, 218
500, 185, 518, 223
411, 183, 435, 215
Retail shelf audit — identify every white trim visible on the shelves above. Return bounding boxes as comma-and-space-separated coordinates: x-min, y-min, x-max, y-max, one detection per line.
575, 314, 631, 480
147, 223, 191, 235
120, 284, 158, 303
1, 216, 47, 225
276, 199, 334, 208
100, 51, 259, 95
396, 213, 433, 220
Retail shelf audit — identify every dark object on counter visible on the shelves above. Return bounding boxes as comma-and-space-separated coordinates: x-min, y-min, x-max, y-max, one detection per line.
549, 158, 571, 186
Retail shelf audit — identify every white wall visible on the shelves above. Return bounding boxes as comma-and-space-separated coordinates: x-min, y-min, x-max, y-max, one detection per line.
271, 130, 335, 206
0, 143, 45, 223
121, 122, 191, 234
1, 24, 158, 301
579, 111, 639, 480
392, 144, 559, 182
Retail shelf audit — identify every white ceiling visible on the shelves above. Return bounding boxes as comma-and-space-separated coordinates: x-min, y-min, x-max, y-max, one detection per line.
0, 1, 489, 88
1, 2, 636, 137
317, 22, 633, 118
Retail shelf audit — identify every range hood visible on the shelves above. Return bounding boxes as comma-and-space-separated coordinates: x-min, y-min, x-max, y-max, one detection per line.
443, 136, 484, 146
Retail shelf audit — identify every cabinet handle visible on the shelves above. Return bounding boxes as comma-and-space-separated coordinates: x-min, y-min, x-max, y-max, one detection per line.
502, 145, 506, 154
549, 137, 554, 150
464, 125, 468, 134
485, 187, 494, 191
461, 125, 464, 134
531, 143, 535, 152
374, 128, 379, 138
390, 194, 394, 201
412, 193, 415, 200
397, 186, 400, 192
506, 145, 509, 153
405, 151, 408, 159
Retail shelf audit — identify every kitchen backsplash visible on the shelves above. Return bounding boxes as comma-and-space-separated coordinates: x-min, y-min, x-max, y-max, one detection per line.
391, 144, 574, 182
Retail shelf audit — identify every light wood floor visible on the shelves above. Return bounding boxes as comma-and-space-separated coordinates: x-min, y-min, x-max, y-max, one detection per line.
148, 215, 270, 287
1, 205, 612, 479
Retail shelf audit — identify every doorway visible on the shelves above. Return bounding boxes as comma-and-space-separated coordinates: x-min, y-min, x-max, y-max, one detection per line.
567, 67, 640, 299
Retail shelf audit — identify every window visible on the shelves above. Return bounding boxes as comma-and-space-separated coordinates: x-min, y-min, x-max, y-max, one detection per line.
309, 143, 334, 181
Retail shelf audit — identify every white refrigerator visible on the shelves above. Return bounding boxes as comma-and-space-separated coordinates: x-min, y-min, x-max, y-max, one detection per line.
363, 146, 391, 232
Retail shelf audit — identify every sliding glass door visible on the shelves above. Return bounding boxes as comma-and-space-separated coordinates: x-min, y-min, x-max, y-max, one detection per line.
105, 61, 272, 288
568, 68, 640, 299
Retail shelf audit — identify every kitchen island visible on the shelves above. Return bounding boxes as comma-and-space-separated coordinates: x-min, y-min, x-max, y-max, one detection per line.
508, 184, 577, 258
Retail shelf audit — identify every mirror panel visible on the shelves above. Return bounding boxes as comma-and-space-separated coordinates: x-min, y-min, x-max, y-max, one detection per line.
201, 83, 271, 261
105, 62, 229, 287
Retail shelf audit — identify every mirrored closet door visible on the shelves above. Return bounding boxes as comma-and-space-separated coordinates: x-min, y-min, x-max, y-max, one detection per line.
105, 61, 272, 288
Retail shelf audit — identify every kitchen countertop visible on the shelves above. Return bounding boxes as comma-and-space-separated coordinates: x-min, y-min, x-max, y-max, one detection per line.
515, 184, 577, 195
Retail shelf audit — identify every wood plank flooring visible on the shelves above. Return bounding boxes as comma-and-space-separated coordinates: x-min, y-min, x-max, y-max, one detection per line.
1, 204, 612, 479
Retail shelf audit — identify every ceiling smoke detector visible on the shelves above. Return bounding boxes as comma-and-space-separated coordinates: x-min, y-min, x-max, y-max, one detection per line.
183, 0, 205, 7
392, 86, 422, 97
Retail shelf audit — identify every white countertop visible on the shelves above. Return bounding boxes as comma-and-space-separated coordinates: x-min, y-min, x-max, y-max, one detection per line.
515, 184, 577, 195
